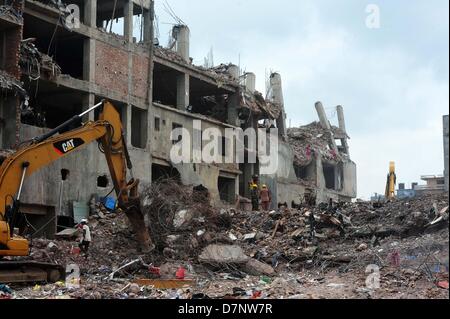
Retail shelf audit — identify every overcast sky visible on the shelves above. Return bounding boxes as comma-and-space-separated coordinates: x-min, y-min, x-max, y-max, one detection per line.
150, 0, 449, 199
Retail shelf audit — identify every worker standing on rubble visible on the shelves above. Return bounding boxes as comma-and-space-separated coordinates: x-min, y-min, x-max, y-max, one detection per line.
260, 184, 272, 211
249, 175, 260, 211
77, 219, 91, 258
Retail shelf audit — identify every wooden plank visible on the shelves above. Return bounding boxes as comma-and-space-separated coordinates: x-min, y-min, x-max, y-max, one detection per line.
133, 279, 195, 289
0, 269, 47, 283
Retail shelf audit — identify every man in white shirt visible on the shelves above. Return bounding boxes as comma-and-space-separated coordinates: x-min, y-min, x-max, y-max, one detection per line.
78, 219, 91, 257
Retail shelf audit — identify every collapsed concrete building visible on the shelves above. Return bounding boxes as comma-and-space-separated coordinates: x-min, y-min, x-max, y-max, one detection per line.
260, 102, 356, 208
0, 0, 356, 237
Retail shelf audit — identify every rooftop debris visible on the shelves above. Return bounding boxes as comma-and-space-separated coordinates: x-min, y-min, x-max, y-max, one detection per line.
33, 0, 69, 16
207, 64, 239, 83
155, 47, 238, 88
154, 46, 190, 66
0, 70, 27, 97
20, 39, 62, 80
155, 47, 281, 120
0, 5, 23, 24
241, 90, 282, 120
287, 122, 348, 166
4, 179, 447, 299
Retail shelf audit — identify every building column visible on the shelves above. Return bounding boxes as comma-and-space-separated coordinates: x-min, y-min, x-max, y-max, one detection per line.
84, 0, 97, 27
175, 25, 190, 62
227, 92, 240, 127
336, 105, 349, 154
315, 102, 339, 154
176, 73, 189, 111
124, 0, 134, 43
269, 73, 287, 140
121, 104, 132, 146
146, 0, 155, 155
81, 94, 96, 122
83, 0, 96, 90
143, 7, 152, 42
83, 38, 96, 82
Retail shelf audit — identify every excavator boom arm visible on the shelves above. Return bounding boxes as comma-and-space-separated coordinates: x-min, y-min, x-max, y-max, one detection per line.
0, 121, 109, 220
0, 101, 152, 259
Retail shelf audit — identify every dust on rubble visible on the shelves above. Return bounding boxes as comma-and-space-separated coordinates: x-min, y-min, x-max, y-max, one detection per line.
2, 182, 448, 299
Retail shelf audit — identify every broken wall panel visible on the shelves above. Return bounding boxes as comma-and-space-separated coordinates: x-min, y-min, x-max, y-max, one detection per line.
95, 40, 129, 97
132, 52, 149, 99
1, 17, 22, 79
0, 3, 24, 26
94, 41, 149, 100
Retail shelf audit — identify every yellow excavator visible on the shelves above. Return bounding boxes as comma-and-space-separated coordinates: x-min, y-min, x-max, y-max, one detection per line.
385, 161, 396, 200
0, 100, 152, 283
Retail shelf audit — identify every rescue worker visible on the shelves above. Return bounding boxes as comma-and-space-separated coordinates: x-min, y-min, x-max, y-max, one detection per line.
77, 219, 91, 257
260, 184, 272, 211
249, 175, 260, 211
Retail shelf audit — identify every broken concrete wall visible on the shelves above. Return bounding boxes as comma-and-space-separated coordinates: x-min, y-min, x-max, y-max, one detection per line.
18, 121, 152, 220
1, 0, 24, 79
342, 160, 357, 198
275, 141, 298, 182
0, 93, 18, 149
174, 163, 236, 207
261, 132, 357, 206
152, 103, 239, 206
260, 141, 297, 208
95, 41, 150, 100
0, 0, 25, 148
275, 181, 305, 207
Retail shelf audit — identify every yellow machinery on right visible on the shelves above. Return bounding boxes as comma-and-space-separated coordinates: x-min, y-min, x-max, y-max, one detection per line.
385, 161, 397, 200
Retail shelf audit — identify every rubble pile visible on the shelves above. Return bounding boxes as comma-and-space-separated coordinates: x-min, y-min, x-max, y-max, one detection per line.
228, 193, 448, 264
4, 188, 448, 299
202, 63, 236, 83
0, 70, 27, 96
155, 47, 239, 88
155, 47, 281, 122
241, 90, 282, 120
141, 180, 232, 260
287, 122, 346, 166
0, 5, 23, 24
154, 46, 188, 65
20, 39, 62, 80
29, 211, 144, 272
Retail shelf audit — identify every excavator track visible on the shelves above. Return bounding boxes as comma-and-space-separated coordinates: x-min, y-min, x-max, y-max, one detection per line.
0, 261, 65, 284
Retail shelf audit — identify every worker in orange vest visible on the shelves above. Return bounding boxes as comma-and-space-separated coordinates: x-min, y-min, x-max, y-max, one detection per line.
260, 184, 272, 211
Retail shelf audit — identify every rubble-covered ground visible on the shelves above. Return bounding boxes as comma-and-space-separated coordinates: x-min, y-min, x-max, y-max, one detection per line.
1, 182, 448, 299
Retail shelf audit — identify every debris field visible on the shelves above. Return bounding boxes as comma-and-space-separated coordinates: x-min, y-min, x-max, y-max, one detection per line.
1, 181, 448, 300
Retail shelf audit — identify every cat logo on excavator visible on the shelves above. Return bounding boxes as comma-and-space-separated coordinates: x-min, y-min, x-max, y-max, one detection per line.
53, 138, 85, 155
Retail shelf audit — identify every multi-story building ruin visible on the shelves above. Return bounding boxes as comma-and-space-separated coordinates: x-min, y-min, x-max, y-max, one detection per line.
1, 0, 356, 237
